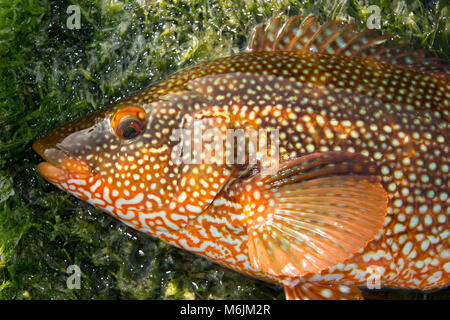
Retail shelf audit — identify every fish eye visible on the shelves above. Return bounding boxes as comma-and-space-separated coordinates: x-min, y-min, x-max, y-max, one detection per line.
117, 117, 143, 139
111, 106, 146, 140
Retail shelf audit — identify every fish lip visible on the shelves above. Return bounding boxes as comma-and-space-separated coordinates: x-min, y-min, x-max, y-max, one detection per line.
36, 161, 95, 185
35, 161, 68, 182
32, 138, 93, 176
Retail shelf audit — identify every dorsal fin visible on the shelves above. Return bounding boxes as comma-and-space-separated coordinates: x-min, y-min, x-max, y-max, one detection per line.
247, 14, 449, 79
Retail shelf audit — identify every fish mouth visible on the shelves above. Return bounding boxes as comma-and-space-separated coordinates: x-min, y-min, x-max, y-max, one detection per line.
32, 137, 93, 180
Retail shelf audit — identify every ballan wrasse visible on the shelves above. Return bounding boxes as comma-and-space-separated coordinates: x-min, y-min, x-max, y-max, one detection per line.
33, 15, 449, 299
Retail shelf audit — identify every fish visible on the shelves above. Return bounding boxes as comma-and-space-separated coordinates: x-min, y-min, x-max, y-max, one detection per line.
32, 14, 449, 300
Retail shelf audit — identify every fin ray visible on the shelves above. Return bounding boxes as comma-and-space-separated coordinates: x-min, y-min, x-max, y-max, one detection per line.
243, 152, 388, 277
284, 283, 364, 300
247, 14, 449, 78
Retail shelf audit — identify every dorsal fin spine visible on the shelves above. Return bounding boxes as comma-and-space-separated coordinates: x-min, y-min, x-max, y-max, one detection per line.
247, 14, 449, 79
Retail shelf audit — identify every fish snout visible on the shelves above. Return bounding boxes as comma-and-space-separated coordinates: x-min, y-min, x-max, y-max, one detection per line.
32, 136, 92, 176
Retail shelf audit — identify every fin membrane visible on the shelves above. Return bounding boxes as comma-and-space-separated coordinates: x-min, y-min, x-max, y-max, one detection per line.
243, 151, 387, 278
247, 14, 449, 78
284, 283, 363, 300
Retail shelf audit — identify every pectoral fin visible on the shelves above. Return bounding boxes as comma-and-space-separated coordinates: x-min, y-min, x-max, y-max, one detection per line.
241, 152, 387, 278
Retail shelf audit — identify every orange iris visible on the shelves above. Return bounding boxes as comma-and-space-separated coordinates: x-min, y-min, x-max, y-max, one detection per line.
111, 106, 146, 139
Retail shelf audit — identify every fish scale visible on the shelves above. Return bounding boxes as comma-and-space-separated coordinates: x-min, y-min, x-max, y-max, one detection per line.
152, 51, 448, 288
33, 15, 449, 299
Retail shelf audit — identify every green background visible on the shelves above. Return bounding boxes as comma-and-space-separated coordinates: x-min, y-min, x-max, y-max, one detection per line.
0, 0, 448, 299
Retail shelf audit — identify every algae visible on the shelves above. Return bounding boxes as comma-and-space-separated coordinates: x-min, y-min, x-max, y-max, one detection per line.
0, 0, 448, 299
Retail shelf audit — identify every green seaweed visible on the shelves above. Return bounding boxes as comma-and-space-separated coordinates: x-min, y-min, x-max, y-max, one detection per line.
0, 0, 448, 299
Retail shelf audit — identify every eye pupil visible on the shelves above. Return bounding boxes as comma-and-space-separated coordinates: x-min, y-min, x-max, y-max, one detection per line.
118, 118, 143, 139
123, 125, 137, 139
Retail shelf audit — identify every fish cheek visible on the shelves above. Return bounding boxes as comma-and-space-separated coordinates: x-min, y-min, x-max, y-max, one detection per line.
66, 173, 144, 230
56, 118, 116, 170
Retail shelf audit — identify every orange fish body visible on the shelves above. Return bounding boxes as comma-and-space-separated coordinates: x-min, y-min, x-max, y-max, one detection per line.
33, 15, 449, 299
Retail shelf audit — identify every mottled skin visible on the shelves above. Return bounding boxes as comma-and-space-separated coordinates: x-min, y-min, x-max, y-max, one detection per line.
33, 18, 449, 299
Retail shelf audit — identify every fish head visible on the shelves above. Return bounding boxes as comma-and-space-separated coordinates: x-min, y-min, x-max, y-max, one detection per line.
33, 92, 233, 232
32, 102, 151, 193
